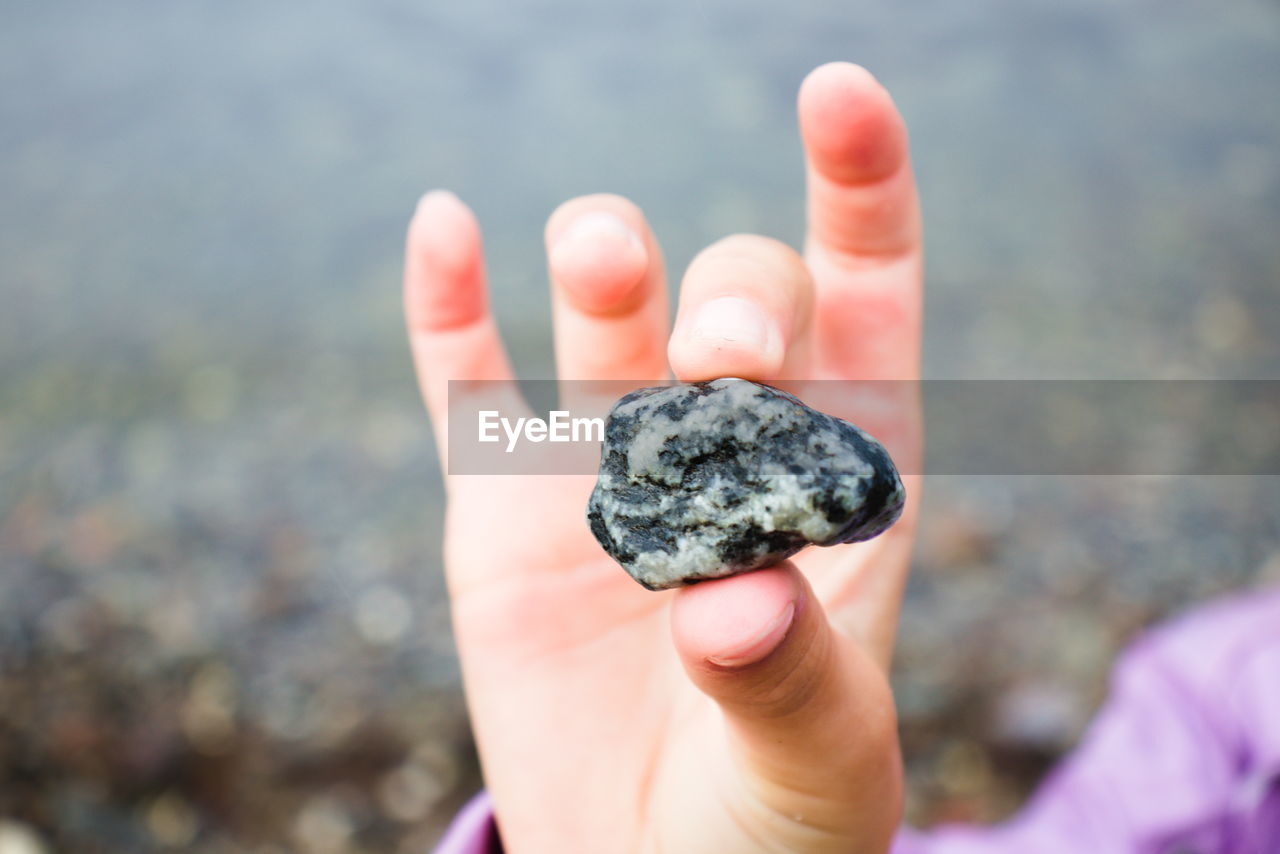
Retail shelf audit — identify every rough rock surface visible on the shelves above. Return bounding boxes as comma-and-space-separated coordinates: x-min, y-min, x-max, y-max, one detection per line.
587, 377, 906, 590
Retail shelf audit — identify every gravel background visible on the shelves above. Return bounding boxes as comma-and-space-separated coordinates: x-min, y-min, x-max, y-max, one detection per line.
2, 1, 1278, 851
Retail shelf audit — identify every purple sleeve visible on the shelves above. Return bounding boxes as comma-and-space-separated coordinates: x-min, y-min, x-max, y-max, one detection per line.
432, 791, 500, 854
894, 588, 1280, 854
436, 588, 1280, 854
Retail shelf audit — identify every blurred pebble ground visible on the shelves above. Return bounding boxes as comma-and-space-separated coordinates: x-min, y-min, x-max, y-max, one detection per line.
2, 0, 1279, 850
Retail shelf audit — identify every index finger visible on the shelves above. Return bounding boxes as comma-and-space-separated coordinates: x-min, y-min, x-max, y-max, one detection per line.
799, 63, 923, 381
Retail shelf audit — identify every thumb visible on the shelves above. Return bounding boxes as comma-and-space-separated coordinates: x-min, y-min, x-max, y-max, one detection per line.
671, 563, 902, 849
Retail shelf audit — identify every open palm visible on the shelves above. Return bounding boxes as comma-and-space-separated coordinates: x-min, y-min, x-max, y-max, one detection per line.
406, 63, 922, 853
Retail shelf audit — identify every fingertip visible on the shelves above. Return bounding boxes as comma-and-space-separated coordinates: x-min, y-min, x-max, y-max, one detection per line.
415, 188, 464, 217
406, 189, 486, 332
548, 211, 649, 314
411, 190, 482, 274
667, 294, 787, 383
798, 62, 907, 186
799, 61, 878, 103
544, 193, 672, 381
671, 566, 801, 670
413, 188, 472, 231
667, 236, 812, 383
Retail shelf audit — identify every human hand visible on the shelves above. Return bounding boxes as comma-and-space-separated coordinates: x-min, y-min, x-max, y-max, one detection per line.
404, 62, 922, 853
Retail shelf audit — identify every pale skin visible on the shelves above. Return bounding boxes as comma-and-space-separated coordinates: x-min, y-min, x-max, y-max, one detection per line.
404, 62, 923, 853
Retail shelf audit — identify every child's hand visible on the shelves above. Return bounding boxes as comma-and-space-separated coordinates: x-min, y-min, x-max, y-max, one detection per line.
404, 62, 922, 853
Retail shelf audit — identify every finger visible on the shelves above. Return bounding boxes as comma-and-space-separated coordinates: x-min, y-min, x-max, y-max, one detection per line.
667, 235, 813, 383
802, 494, 920, 667
798, 62, 922, 380
671, 564, 901, 848
404, 190, 518, 459
546, 194, 670, 383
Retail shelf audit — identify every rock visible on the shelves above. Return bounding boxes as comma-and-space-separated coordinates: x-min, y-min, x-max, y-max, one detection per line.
0, 822, 49, 854
587, 377, 905, 589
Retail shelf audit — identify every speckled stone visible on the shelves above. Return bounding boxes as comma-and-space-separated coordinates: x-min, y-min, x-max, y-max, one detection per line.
587, 377, 906, 590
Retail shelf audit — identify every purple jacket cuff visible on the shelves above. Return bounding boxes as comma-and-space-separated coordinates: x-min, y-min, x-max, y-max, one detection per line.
435, 588, 1280, 854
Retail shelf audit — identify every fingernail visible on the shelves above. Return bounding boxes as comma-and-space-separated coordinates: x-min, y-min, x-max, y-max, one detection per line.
555, 212, 643, 253
708, 601, 795, 668
690, 296, 773, 352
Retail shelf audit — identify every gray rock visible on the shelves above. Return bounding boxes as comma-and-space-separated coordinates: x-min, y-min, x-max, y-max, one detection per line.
587, 377, 906, 590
